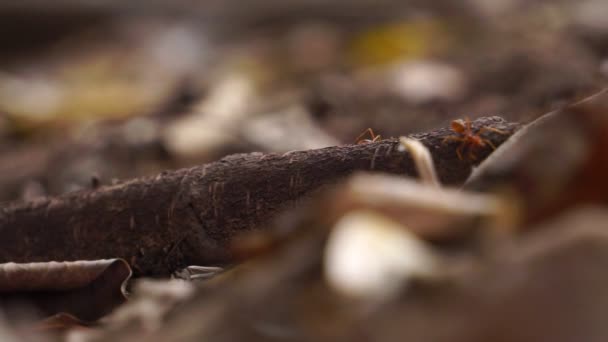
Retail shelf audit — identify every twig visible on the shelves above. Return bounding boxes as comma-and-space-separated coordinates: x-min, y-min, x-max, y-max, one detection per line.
0, 116, 519, 276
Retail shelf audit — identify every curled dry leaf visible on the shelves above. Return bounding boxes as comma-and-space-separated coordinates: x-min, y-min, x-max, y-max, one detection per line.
64, 153, 590, 341
72, 174, 524, 342
0, 259, 131, 322
466, 89, 608, 226
328, 173, 511, 240
324, 210, 440, 300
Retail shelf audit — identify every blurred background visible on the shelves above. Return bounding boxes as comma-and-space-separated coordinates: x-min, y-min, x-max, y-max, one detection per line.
1, 0, 607, 202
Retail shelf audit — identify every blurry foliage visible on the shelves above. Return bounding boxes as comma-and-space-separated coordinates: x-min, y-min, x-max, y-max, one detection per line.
0, 0, 605, 199
348, 20, 451, 67
0, 20, 206, 136
0, 58, 159, 129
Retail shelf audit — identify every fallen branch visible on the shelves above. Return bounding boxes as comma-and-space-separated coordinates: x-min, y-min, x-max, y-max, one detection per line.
0, 116, 519, 276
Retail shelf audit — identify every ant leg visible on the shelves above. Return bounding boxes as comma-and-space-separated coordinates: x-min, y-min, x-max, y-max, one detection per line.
468, 148, 477, 161
482, 138, 497, 150
367, 128, 377, 141
355, 128, 374, 144
456, 143, 465, 161
442, 136, 465, 144
465, 117, 473, 135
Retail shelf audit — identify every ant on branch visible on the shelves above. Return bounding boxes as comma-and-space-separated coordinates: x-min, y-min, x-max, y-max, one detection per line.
443, 117, 506, 161
355, 128, 382, 144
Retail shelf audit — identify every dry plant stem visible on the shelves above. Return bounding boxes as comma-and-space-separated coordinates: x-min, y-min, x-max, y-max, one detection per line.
0, 117, 519, 277
399, 137, 440, 187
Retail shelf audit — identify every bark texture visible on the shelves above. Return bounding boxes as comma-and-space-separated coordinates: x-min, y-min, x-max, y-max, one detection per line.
0, 116, 519, 276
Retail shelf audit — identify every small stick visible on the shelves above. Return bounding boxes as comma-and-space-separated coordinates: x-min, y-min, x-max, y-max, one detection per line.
0, 117, 519, 276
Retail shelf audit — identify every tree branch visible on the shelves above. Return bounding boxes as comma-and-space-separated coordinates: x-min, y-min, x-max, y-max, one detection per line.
0, 116, 520, 276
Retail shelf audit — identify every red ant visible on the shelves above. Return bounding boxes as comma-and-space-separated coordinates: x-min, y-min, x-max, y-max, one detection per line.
443, 117, 506, 160
355, 128, 382, 144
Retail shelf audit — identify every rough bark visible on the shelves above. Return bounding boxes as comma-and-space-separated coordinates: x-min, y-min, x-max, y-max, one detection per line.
0, 116, 519, 276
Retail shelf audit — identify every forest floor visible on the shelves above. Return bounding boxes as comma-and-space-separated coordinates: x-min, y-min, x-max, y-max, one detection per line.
1, 1, 608, 341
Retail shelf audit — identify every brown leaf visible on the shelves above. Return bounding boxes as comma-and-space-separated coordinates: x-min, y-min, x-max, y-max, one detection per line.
466, 89, 608, 226
0, 259, 131, 322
